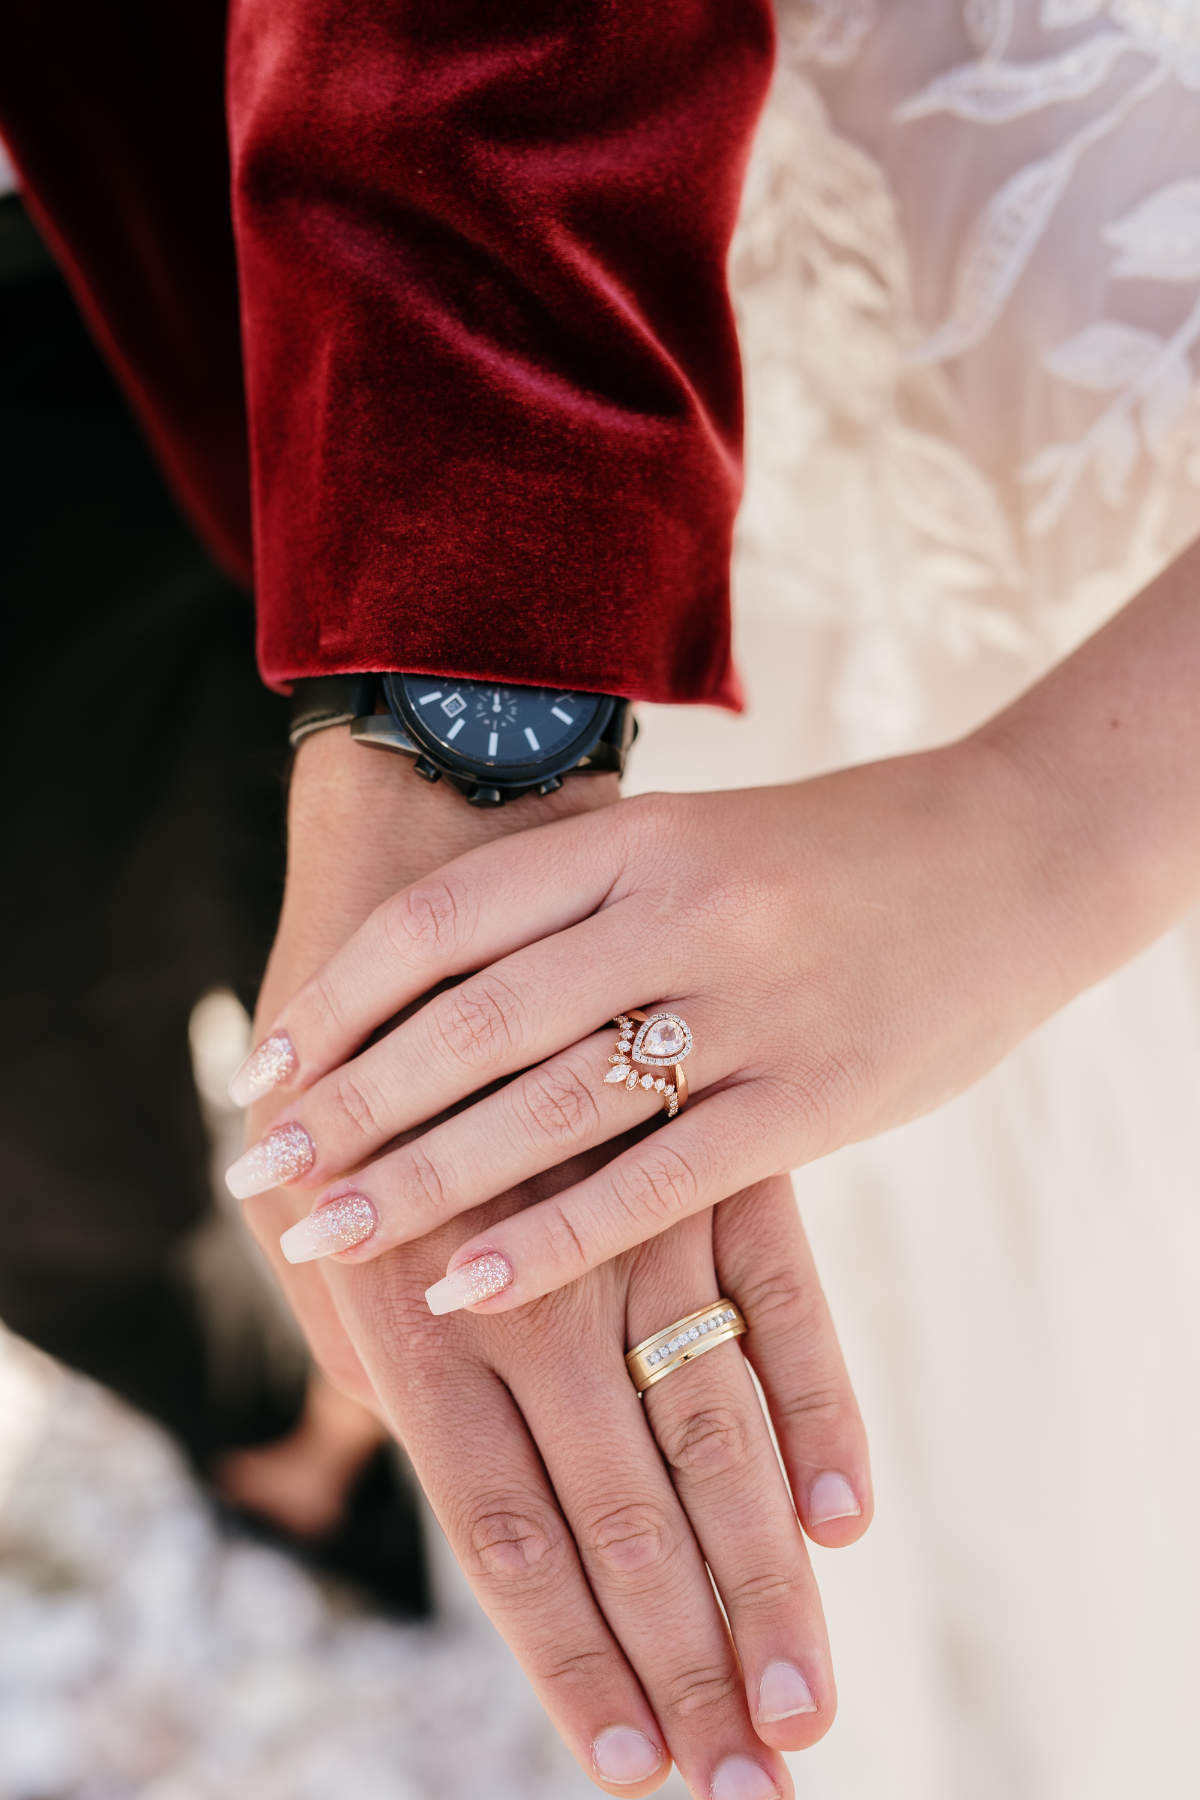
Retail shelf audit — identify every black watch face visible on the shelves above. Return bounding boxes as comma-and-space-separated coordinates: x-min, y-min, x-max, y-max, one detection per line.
388, 676, 608, 780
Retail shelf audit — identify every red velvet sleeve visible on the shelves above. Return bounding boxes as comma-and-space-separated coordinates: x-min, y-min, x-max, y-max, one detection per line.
228, 1, 774, 706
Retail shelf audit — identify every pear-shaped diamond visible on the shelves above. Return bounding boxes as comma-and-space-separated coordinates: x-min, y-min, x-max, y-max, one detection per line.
631, 1012, 692, 1066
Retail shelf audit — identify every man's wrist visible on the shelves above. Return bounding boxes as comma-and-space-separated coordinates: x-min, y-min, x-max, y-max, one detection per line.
283, 725, 619, 927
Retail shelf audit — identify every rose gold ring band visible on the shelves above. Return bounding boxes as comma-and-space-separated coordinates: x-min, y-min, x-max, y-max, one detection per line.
602, 1009, 693, 1118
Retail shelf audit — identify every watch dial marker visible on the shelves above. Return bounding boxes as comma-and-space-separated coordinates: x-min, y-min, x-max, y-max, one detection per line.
395, 677, 601, 777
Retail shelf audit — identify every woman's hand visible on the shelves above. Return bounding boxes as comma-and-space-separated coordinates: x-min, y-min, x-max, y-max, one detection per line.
228, 732, 1085, 1312
239, 729, 872, 1800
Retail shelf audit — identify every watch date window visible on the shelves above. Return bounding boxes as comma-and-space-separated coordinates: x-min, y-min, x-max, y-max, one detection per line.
440, 693, 467, 719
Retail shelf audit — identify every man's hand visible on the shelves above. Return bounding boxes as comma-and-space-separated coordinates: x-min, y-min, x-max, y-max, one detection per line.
237, 729, 871, 1800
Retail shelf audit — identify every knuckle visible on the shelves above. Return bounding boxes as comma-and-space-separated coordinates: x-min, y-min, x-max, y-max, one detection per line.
725, 1564, 807, 1614
661, 1660, 743, 1723
737, 1267, 825, 1339
305, 967, 345, 1037
656, 1404, 749, 1484
579, 1500, 679, 1584
381, 877, 468, 962
326, 1067, 385, 1142
774, 1384, 854, 1437
532, 1642, 617, 1694
516, 1062, 601, 1151
344, 1267, 449, 1363
438, 974, 521, 1068
536, 1199, 593, 1282
464, 1495, 568, 1585
398, 1141, 450, 1229
609, 1144, 700, 1230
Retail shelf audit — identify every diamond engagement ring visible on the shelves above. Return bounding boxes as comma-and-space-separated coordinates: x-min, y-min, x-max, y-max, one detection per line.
602, 1008, 693, 1117
626, 1300, 747, 1393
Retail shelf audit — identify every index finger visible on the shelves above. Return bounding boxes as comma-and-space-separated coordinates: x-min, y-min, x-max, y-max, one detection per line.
327, 1257, 674, 1797
228, 800, 623, 1107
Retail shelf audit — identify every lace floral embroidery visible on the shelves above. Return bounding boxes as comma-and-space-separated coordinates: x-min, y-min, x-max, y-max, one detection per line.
739, 0, 1200, 659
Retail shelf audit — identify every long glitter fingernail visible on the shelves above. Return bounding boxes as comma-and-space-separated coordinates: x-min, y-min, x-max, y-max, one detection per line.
225, 1123, 315, 1198
228, 1032, 298, 1108
424, 1252, 514, 1316
280, 1192, 378, 1263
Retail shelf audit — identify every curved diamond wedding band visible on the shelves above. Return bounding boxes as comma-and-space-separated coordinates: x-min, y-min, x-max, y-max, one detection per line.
602, 1009, 693, 1118
626, 1300, 747, 1394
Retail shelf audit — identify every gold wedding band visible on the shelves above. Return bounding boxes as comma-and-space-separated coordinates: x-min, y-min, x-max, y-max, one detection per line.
626, 1300, 747, 1394
603, 1009, 693, 1117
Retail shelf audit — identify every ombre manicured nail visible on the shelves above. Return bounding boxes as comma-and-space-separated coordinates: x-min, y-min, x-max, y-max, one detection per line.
592, 1725, 663, 1785
756, 1660, 817, 1724
280, 1192, 377, 1263
424, 1251, 514, 1315
808, 1471, 861, 1525
228, 1032, 297, 1108
710, 1754, 779, 1800
225, 1123, 315, 1198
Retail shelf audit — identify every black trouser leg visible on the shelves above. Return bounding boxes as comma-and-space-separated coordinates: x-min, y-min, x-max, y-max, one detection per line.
0, 193, 308, 1465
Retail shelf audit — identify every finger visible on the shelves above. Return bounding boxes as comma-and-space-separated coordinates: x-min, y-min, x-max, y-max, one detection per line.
716, 1177, 873, 1549
425, 1086, 774, 1314
223, 908, 690, 1200
228, 803, 626, 1107
513, 1297, 793, 1800
274, 1028, 721, 1265
327, 1264, 673, 1797
239, 1175, 383, 1415
631, 1224, 835, 1753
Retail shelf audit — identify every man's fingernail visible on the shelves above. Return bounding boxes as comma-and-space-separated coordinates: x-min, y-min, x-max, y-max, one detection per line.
710, 1754, 779, 1800
280, 1193, 377, 1263
756, 1660, 817, 1724
808, 1471, 861, 1525
228, 1032, 297, 1108
424, 1252, 514, 1316
592, 1725, 663, 1784
225, 1123, 315, 1198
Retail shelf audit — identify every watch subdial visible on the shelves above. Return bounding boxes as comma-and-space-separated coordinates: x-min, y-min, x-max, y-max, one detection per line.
473, 689, 520, 735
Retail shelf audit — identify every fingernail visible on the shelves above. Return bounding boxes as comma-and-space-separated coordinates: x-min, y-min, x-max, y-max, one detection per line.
808, 1471, 861, 1525
225, 1123, 315, 1198
424, 1251, 514, 1315
280, 1192, 377, 1263
228, 1032, 297, 1108
592, 1725, 663, 1784
710, 1754, 779, 1800
756, 1660, 817, 1723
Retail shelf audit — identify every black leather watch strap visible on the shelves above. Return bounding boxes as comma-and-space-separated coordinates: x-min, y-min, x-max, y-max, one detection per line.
288, 674, 378, 748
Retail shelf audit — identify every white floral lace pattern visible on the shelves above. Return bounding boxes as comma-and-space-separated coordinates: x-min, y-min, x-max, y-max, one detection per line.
730, 0, 1200, 686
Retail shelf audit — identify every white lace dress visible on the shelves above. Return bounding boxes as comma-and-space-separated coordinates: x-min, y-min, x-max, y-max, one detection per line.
632, 6, 1200, 1794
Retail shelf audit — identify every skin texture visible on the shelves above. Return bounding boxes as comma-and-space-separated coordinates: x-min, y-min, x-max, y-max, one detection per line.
238, 732, 872, 1800
237, 550, 1200, 1315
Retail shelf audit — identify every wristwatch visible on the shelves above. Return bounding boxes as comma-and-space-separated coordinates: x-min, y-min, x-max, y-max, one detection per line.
288, 673, 636, 807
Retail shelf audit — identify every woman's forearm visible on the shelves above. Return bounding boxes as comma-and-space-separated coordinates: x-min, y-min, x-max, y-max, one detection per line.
976, 533, 1200, 982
